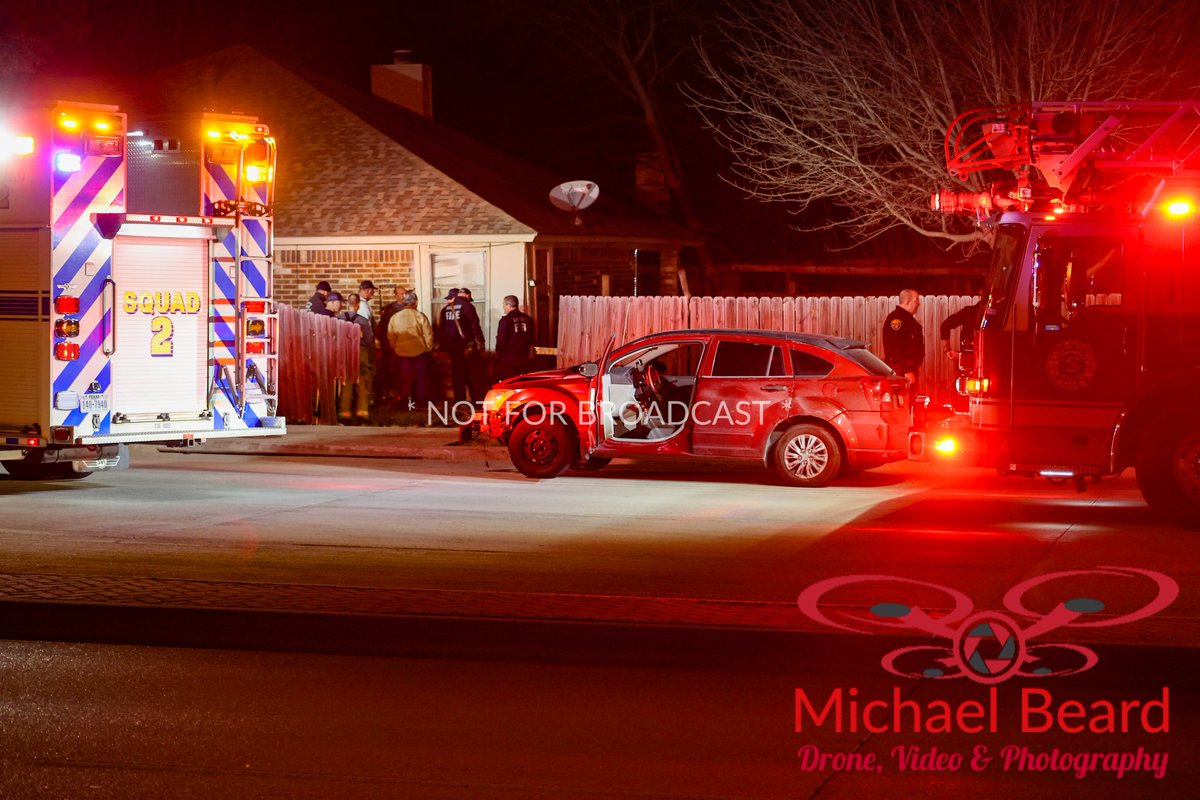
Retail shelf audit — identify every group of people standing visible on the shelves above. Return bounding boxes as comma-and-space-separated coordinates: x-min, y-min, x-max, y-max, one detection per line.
304, 280, 535, 424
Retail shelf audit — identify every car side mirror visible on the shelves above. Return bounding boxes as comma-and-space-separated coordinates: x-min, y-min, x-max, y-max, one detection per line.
578, 362, 599, 378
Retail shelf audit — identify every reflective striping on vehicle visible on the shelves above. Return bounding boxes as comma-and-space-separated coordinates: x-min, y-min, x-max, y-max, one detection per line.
49, 115, 126, 437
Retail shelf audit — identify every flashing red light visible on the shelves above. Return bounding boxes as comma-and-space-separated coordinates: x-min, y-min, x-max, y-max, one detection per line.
934, 438, 958, 455
243, 300, 267, 313
1166, 199, 1195, 217
54, 342, 80, 361
54, 295, 80, 314
245, 341, 267, 354
25, 437, 39, 447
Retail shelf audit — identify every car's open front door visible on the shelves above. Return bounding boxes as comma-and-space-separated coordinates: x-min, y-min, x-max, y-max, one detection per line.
583, 334, 616, 456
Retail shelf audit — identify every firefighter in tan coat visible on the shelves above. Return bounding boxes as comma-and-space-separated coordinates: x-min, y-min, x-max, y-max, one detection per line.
386, 291, 434, 411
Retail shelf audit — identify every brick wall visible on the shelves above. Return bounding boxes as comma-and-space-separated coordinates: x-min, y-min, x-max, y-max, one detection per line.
276, 248, 416, 312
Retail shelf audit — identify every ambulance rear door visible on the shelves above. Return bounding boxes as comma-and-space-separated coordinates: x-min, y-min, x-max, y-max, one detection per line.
109, 225, 211, 422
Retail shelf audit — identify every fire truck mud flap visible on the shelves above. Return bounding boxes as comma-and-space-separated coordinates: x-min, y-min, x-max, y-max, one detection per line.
73, 443, 129, 472
46, 443, 128, 473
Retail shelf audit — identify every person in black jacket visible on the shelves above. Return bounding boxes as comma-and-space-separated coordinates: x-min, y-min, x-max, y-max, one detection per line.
438, 288, 485, 404
376, 285, 407, 406
495, 295, 534, 380
306, 280, 331, 313
939, 299, 984, 363
882, 288, 924, 386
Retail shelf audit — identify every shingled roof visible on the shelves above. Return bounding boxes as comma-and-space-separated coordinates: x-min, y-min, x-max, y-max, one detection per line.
121, 45, 699, 244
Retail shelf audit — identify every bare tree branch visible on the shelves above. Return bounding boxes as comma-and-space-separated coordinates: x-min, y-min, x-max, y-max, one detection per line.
690, 0, 1200, 246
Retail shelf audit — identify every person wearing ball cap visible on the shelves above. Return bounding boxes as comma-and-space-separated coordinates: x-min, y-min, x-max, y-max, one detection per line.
438, 287, 485, 404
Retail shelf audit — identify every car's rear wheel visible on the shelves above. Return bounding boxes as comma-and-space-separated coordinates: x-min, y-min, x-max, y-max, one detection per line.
1136, 414, 1200, 528
772, 423, 842, 487
508, 418, 575, 479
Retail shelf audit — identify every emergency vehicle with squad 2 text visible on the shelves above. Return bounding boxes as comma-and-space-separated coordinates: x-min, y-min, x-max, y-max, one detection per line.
0, 99, 284, 480
919, 101, 1200, 526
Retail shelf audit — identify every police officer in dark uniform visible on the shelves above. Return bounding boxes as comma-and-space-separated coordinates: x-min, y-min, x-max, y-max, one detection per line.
495, 295, 534, 380
438, 288, 485, 403
306, 280, 331, 313
882, 288, 924, 386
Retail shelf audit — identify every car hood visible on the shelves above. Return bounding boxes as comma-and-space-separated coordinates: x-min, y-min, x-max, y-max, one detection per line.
499, 367, 590, 388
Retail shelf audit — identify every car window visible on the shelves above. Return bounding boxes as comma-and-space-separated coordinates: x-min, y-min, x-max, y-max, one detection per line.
837, 344, 893, 376
789, 349, 833, 378
710, 341, 785, 377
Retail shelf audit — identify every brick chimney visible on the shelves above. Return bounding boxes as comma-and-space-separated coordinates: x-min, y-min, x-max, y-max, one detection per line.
635, 152, 670, 216
371, 50, 433, 118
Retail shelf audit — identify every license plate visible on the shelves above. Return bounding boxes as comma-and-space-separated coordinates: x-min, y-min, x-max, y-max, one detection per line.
80, 394, 109, 413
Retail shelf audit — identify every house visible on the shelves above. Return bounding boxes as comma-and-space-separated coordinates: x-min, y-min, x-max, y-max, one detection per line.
120, 46, 702, 346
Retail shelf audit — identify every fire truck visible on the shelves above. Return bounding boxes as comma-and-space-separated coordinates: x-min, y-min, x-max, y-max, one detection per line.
0, 100, 284, 479
919, 101, 1200, 526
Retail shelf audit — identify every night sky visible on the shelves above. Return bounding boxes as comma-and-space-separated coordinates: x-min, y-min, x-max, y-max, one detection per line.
2, 0, 947, 269
8, 1, 691, 198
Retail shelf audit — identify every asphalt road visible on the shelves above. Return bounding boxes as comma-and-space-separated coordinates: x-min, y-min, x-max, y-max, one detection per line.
0, 449, 1196, 798
0, 623, 1195, 800
0, 447, 1194, 643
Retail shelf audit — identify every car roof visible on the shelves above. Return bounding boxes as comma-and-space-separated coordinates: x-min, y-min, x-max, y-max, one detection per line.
621, 328, 869, 354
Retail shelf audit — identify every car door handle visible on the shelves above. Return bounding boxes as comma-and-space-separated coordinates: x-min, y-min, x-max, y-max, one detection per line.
762, 385, 788, 392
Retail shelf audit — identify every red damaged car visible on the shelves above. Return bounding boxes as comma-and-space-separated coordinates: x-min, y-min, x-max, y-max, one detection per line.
475, 329, 910, 486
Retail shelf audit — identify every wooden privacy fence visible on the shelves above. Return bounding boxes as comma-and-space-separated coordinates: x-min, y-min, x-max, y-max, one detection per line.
277, 304, 362, 425
557, 295, 977, 403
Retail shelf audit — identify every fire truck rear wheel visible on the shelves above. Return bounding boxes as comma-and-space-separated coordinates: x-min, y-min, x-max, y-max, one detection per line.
1136, 415, 1200, 528
508, 418, 575, 479
772, 423, 842, 487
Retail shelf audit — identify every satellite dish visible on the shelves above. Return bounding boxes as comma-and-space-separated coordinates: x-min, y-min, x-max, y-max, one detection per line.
549, 180, 600, 226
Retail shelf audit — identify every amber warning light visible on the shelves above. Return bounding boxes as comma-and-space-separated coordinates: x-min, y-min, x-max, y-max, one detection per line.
0, 135, 35, 157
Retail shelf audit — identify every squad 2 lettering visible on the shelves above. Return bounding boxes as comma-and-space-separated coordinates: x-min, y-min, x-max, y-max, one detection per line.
123, 291, 203, 315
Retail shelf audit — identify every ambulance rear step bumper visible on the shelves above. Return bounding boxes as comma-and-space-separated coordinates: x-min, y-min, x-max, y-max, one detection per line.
79, 417, 287, 446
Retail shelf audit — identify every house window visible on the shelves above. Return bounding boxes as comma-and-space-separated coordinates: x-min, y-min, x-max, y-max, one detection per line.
431, 251, 487, 334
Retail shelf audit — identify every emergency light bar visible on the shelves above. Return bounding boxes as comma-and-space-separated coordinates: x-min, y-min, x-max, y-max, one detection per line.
54, 152, 82, 172
0, 134, 35, 157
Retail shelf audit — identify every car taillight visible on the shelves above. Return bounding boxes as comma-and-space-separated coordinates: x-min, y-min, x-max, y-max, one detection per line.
860, 377, 894, 411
